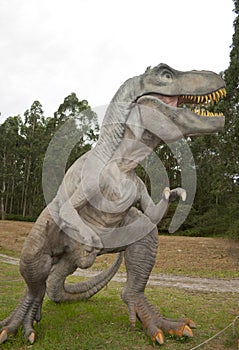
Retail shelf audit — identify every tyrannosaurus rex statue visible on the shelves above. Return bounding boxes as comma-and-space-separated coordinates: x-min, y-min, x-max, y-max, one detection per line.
0, 63, 225, 346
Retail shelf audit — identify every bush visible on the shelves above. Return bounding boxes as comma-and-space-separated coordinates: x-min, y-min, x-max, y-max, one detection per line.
0, 214, 36, 222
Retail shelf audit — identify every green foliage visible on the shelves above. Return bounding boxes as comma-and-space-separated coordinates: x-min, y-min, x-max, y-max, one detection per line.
0, 213, 36, 222
0, 93, 99, 218
174, 1, 239, 238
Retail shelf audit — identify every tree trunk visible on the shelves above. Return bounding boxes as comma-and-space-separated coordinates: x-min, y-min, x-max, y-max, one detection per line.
1, 147, 6, 220
1, 196, 5, 220
22, 155, 32, 217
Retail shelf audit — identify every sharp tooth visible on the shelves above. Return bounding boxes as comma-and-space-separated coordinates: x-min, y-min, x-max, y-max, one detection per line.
216, 91, 221, 101
219, 89, 224, 97
210, 98, 215, 107
205, 95, 209, 103
197, 96, 201, 103
212, 92, 216, 101
222, 88, 227, 96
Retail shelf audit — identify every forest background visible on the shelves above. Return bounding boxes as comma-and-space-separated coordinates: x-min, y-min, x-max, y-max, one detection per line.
0, 0, 238, 238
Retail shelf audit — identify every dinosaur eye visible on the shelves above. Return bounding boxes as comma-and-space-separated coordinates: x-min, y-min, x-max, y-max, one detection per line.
161, 70, 173, 83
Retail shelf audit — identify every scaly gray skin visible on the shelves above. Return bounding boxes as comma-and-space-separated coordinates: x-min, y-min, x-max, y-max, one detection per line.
0, 63, 226, 345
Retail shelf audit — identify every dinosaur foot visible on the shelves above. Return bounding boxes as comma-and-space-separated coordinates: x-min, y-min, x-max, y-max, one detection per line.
150, 317, 195, 345
145, 316, 195, 345
0, 294, 42, 344
124, 294, 195, 345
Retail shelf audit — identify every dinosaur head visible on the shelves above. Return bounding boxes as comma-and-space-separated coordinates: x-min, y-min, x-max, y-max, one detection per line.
132, 63, 225, 142
97, 63, 225, 160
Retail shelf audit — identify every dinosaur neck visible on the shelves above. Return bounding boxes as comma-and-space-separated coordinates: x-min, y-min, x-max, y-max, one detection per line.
112, 127, 159, 173
95, 76, 141, 161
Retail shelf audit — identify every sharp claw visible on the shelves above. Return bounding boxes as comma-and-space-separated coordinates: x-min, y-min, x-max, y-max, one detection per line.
163, 187, 170, 200
0, 329, 8, 344
152, 329, 164, 345
183, 325, 193, 338
155, 330, 164, 344
181, 190, 187, 201
186, 318, 196, 329
28, 331, 36, 344
179, 317, 196, 329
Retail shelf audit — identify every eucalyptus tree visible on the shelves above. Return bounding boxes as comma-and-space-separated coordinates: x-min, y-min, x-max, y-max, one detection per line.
0, 116, 23, 218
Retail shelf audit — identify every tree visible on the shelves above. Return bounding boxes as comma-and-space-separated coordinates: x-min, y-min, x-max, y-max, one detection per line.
43, 93, 99, 204
222, 0, 239, 186
0, 116, 23, 219
181, 0, 239, 236
21, 101, 46, 217
218, 0, 239, 236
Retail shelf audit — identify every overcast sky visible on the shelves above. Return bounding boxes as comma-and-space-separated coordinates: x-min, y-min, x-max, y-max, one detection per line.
0, 0, 236, 124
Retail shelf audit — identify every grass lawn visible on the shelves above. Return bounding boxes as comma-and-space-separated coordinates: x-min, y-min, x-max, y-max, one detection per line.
0, 261, 239, 350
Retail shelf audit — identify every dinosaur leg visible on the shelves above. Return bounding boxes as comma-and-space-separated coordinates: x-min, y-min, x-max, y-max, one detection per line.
0, 219, 53, 344
0, 253, 52, 344
122, 228, 195, 345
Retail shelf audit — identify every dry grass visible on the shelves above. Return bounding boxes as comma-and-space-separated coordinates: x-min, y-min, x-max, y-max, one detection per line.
0, 220, 239, 277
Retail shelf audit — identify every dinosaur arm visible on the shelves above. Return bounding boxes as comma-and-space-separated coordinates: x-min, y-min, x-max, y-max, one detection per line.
59, 183, 103, 250
138, 179, 169, 225
138, 179, 186, 225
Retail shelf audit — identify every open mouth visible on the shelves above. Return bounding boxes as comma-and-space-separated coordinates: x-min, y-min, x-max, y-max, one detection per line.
137, 87, 226, 117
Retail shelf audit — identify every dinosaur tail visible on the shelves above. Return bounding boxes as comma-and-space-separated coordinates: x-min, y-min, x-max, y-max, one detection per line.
46, 252, 123, 302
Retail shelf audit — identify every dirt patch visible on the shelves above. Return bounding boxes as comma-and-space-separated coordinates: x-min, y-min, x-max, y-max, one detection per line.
0, 220, 32, 254
0, 220, 239, 277
155, 235, 239, 277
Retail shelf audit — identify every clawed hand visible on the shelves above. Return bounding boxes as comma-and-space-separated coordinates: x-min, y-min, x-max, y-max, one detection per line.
162, 187, 187, 202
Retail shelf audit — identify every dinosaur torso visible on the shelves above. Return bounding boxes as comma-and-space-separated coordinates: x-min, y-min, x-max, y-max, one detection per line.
77, 164, 138, 229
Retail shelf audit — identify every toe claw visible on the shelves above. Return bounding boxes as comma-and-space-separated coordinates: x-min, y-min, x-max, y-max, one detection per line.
183, 325, 193, 338
179, 317, 196, 329
152, 330, 164, 345
0, 329, 8, 344
187, 319, 196, 329
178, 317, 197, 329
28, 331, 36, 344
